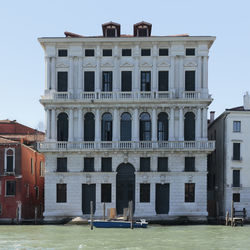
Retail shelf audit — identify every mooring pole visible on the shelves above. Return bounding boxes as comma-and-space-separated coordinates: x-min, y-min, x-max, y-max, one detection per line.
90, 201, 93, 230
103, 202, 106, 221
231, 200, 234, 227
35, 207, 38, 225
130, 201, 133, 229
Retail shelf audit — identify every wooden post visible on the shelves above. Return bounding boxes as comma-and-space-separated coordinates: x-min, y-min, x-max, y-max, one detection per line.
90, 201, 93, 230
231, 200, 234, 227
103, 202, 106, 221
35, 207, 38, 225
226, 211, 229, 226
130, 201, 133, 229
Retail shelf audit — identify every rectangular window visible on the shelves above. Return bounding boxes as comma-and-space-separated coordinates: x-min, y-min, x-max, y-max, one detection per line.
84, 71, 95, 92
233, 170, 240, 187
185, 183, 195, 202
102, 71, 112, 91
35, 186, 39, 199
31, 158, 34, 174
84, 158, 94, 172
233, 143, 241, 160
101, 158, 112, 172
233, 193, 240, 202
101, 184, 111, 202
6, 155, 14, 172
57, 72, 68, 92
158, 71, 169, 91
58, 49, 67, 57
186, 48, 195, 56
138, 29, 148, 37
57, 158, 67, 172
141, 49, 151, 56
185, 157, 195, 172
85, 49, 94, 57
141, 71, 151, 91
185, 71, 195, 91
159, 48, 169, 56
157, 157, 168, 172
122, 49, 131, 56
140, 157, 150, 172
103, 49, 112, 57
56, 184, 67, 203
140, 184, 150, 202
233, 121, 241, 132
121, 71, 132, 91
6, 181, 16, 196
107, 29, 116, 37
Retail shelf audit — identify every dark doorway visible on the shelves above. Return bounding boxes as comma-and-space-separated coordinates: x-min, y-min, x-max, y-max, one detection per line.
82, 184, 96, 214
57, 113, 68, 141
155, 184, 169, 214
184, 112, 195, 141
84, 112, 95, 141
116, 163, 135, 214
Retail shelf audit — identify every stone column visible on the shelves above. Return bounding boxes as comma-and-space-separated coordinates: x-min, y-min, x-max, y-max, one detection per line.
51, 108, 56, 140
202, 108, 208, 139
179, 56, 184, 98
195, 108, 201, 140
78, 108, 83, 141
179, 107, 184, 141
45, 56, 51, 90
133, 45, 140, 93
132, 108, 139, 141
95, 109, 101, 142
46, 109, 51, 140
113, 109, 119, 141
69, 57, 74, 95
152, 108, 157, 141
197, 56, 202, 93
78, 57, 83, 96
69, 109, 74, 142
170, 56, 175, 96
169, 108, 175, 141
51, 57, 56, 91
203, 56, 208, 96
114, 46, 119, 92
152, 44, 158, 92
96, 46, 101, 92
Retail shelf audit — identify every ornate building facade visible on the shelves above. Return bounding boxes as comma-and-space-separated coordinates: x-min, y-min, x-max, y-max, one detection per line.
38, 22, 215, 221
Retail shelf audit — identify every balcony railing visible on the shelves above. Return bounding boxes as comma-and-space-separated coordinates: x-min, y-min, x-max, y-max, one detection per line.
182, 91, 200, 99
38, 140, 215, 152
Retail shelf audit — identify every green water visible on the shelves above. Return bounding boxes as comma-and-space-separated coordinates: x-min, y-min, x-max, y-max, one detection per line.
0, 225, 250, 250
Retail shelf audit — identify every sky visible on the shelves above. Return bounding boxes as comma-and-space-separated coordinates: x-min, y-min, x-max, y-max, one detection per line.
0, 0, 250, 130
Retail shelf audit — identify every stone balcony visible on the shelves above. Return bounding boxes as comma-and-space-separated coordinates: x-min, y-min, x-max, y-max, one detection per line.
38, 140, 215, 153
41, 91, 212, 103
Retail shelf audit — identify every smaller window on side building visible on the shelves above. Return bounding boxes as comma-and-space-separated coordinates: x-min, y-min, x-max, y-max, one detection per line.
233, 143, 241, 160
35, 186, 39, 200
157, 157, 168, 172
141, 49, 151, 56
140, 183, 150, 202
6, 181, 16, 196
122, 49, 131, 56
58, 49, 68, 57
185, 183, 195, 202
101, 184, 112, 202
233, 170, 240, 187
185, 157, 195, 172
233, 193, 240, 202
233, 121, 241, 132
101, 158, 112, 172
57, 158, 67, 172
56, 184, 67, 203
186, 48, 195, 56
103, 49, 112, 57
140, 157, 150, 172
85, 49, 95, 57
6, 149, 14, 172
159, 48, 169, 56
84, 158, 94, 172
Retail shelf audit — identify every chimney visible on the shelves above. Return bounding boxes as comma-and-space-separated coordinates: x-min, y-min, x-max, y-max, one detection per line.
243, 92, 250, 110
210, 111, 215, 123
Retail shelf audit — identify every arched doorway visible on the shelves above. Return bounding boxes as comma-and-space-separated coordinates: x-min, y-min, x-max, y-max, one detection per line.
116, 163, 135, 214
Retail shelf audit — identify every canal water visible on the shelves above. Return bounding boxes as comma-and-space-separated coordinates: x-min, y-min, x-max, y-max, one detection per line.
0, 225, 250, 249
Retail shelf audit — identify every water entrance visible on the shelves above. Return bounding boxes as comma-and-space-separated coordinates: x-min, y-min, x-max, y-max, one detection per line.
116, 163, 135, 214
82, 184, 96, 214
156, 183, 170, 214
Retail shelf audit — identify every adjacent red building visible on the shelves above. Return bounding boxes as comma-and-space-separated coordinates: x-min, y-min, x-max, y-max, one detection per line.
0, 120, 45, 223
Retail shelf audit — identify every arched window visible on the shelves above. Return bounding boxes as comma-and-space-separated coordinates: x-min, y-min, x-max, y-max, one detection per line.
184, 112, 195, 141
102, 113, 112, 141
6, 149, 14, 172
57, 113, 68, 141
120, 112, 132, 141
84, 113, 95, 141
140, 112, 151, 141
158, 112, 169, 141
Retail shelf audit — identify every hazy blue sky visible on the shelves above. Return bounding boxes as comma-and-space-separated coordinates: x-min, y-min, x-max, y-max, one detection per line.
1, 0, 250, 130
